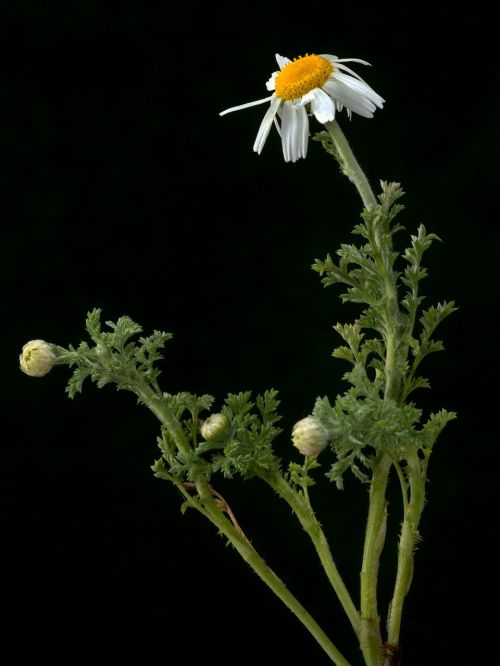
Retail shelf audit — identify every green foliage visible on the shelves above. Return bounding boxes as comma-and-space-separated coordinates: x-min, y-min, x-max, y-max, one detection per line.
21, 96, 460, 666
154, 389, 282, 484
402, 300, 458, 401
169, 446, 214, 483
288, 457, 322, 490
211, 390, 282, 479
311, 183, 456, 487
55, 308, 173, 398
313, 392, 424, 489
419, 409, 457, 452
49, 179, 455, 501
163, 392, 215, 420
156, 393, 215, 474
52, 309, 283, 488
401, 224, 440, 315
312, 182, 403, 306
162, 392, 215, 448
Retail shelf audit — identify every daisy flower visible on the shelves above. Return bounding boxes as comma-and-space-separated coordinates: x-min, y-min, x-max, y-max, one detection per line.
220, 53, 384, 163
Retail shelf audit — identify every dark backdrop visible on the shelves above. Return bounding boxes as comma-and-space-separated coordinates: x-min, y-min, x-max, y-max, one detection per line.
1, 2, 498, 664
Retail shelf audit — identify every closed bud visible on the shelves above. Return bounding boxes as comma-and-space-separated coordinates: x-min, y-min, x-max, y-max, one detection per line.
19, 340, 56, 377
200, 413, 230, 442
292, 416, 328, 457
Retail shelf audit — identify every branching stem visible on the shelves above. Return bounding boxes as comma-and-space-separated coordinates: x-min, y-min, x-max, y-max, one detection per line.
138, 384, 351, 666
193, 475, 352, 666
258, 469, 360, 638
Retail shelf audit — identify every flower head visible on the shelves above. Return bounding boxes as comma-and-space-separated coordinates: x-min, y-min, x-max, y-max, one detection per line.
201, 413, 231, 442
19, 339, 56, 377
220, 53, 384, 163
292, 416, 329, 457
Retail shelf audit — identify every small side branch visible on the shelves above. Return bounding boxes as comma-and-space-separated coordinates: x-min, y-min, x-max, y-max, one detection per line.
182, 481, 252, 546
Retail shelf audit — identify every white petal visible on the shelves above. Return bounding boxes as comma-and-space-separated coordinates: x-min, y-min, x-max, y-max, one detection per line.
298, 91, 315, 106
320, 55, 373, 84
266, 71, 279, 91
281, 102, 308, 162
323, 79, 376, 118
273, 114, 282, 137
281, 102, 295, 162
296, 105, 309, 160
336, 57, 371, 66
321, 54, 339, 63
310, 88, 336, 123
333, 71, 384, 108
330, 61, 368, 83
219, 95, 274, 116
253, 96, 282, 154
275, 53, 292, 70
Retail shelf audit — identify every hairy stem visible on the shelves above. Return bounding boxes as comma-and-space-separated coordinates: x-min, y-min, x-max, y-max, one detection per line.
194, 475, 352, 666
324, 120, 377, 209
359, 454, 391, 666
258, 469, 360, 638
386, 453, 425, 647
135, 383, 192, 455
326, 119, 396, 666
138, 385, 349, 665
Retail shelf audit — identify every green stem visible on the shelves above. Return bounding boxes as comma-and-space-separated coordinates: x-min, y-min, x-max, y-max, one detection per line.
382, 313, 400, 402
324, 120, 377, 209
391, 458, 409, 515
259, 469, 360, 638
359, 454, 391, 666
386, 454, 425, 647
137, 386, 349, 665
325, 120, 398, 666
372, 233, 401, 404
194, 475, 352, 666
135, 383, 192, 456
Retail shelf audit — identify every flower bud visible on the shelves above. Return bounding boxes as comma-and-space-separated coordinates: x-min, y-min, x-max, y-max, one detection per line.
200, 413, 230, 442
292, 416, 328, 457
19, 339, 56, 377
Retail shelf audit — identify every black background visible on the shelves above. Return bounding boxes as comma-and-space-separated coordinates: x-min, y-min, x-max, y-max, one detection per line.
1, 2, 499, 664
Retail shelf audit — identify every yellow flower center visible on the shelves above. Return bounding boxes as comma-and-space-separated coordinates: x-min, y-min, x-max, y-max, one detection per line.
275, 54, 334, 101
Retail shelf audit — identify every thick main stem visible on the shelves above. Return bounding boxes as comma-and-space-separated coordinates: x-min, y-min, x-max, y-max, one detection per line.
324, 121, 377, 209
326, 119, 397, 666
386, 454, 425, 647
359, 454, 391, 666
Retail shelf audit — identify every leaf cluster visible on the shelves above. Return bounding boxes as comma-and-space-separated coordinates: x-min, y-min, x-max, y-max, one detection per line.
55, 308, 173, 398
313, 393, 455, 489
312, 182, 403, 307
310, 183, 456, 486
157, 392, 215, 481
54, 309, 284, 487
155, 390, 283, 484
288, 458, 322, 491
211, 390, 282, 479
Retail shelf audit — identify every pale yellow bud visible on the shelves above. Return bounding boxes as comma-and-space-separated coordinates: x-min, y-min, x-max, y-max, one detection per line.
292, 416, 328, 457
19, 339, 56, 377
200, 413, 230, 442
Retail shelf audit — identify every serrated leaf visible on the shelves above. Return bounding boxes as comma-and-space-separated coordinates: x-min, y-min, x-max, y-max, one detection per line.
361, 338, 385, 360
407, 376, 431, 393
332, 346, 355, 363
420, 301, 458, 338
